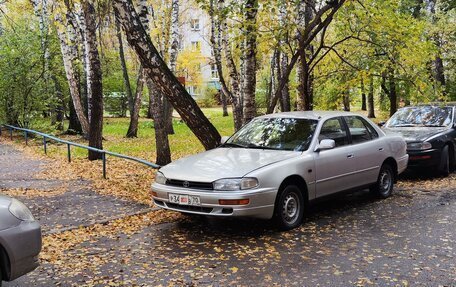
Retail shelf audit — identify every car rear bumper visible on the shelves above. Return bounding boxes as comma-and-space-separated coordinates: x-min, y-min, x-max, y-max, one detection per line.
407, 149, 441, 168
0, 221, 41, 281
151, 183, 277, 219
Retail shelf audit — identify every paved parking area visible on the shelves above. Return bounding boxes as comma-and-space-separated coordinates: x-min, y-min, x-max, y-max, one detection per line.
1, 143, 455, 286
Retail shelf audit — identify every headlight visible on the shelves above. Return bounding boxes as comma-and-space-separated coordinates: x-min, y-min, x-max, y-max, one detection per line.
407, 141, 432, 151
155, 171, 167, 185
213, 178, 259, 191
9, 198, 34, 221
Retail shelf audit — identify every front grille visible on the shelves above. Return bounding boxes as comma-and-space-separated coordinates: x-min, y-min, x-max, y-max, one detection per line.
166, 203, 213, 213
166, 179, 213, 190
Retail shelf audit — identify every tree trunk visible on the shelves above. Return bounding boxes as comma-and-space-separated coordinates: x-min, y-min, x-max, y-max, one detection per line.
83, 0, 103, 160
268, 0, 345, 114
209, 0, 230, 118
116, 15, 138, 138
279, 0, 290, 112
68, 98, 83, 133
53, 75, 65, 131
113, 0, 220, 149
367, 75, 375, 118
381, 69, 397, 117
221, 93, 228, 116
220, 1, 243, 130
147, 80, 171, 165
242, 0, 258, 124
164, 0, 180, 135
54, 10, 90, 136
388, 71, 397, 117
343, 91, 350, 111
361, 78, 366, 111
298, 0, 315, 111
128, 67, 145, 138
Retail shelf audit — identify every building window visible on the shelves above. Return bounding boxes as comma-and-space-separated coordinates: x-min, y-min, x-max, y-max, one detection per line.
190, 19, 200, 31
187, 86, 200, 96
191, 41, 201, 51
211, 64, 219, 79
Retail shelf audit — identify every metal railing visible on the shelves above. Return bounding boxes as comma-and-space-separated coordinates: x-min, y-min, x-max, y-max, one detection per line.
0, 124, 160, 178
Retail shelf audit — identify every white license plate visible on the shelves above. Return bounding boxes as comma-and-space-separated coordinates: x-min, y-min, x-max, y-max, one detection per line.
168, 193, 201, 206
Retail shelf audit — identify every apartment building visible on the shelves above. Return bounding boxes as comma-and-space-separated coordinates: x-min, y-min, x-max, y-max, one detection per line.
180, 2, 220, 98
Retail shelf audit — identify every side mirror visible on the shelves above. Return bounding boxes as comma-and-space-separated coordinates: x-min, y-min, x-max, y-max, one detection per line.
315, 139, 335, 152
378, 121, 386, 127
220, 136, 230, 145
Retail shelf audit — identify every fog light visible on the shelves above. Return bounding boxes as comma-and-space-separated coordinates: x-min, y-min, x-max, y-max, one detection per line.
219, 199, 249, 205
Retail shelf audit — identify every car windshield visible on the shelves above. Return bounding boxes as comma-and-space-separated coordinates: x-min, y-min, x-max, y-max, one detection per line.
386, 106, 453, 128
223, 117, 318, 151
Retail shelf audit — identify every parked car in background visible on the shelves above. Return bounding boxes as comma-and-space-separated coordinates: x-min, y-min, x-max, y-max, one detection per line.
151, 111, 408, 230
382, 103, 456, 176
0, 195, 41, 286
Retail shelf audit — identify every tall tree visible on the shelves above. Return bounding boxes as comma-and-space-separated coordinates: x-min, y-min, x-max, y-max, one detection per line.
113, 0, 221, 150
82, 0, 103, 160
367, 75, 375, 118
242, 0, 259, 123
54, 4, 90, 135
267, 0, 346, 113
164, 0, 180, 135
115, 15, 135, 137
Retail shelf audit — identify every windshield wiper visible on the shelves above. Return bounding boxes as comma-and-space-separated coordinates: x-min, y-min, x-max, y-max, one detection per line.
220, 142, 246, 148
423, 124, 447, 127
392, 124, 422, 127
246, 143, 279, 150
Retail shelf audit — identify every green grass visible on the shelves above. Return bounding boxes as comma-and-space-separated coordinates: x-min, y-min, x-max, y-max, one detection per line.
30, 107, 235, 161
9, 107, 389, 162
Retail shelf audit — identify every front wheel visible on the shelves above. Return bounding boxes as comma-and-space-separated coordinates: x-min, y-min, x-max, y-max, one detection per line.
370, 164, 394, 199
438, 145, 450, 177
273, 185, 305, 230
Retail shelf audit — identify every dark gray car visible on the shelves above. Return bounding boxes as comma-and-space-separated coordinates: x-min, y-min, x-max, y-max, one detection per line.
0, 195, 41, 286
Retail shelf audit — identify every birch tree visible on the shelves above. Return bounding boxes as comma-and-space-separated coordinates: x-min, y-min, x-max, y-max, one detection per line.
54, 2, 90, 135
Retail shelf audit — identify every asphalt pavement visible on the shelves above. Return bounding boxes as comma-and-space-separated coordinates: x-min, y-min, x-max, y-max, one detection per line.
1, 143, 455, 286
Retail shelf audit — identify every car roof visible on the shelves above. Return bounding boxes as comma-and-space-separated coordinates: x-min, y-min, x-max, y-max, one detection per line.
256, 111, 358, 120
414, 102, 456, 107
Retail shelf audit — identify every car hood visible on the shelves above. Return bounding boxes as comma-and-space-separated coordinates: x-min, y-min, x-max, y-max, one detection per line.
383, 127, 448, 142
160, 148, 298, 182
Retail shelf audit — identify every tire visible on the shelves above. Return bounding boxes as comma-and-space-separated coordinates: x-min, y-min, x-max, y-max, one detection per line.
438, 145, 450, 177
370, 164, 394, 199
273, 185, 305, 231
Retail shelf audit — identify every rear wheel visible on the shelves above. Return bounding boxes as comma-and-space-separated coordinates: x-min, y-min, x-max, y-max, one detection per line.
273, 185, 305, 230
438, 145, 450, 177
370, 164, 394, 199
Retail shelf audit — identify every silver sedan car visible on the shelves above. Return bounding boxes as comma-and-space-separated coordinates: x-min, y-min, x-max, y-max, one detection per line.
0, 195, 41, 285
151, 111, 408, 230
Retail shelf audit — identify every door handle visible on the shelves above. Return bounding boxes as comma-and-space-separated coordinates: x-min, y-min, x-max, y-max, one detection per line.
347, 153, 354, 158
378, 147, 384, 151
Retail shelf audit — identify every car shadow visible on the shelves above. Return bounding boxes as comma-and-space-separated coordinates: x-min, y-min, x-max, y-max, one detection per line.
173, 189, 380, 237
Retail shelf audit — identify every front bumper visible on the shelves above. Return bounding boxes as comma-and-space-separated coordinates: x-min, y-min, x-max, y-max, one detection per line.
407, 149, 441, 168
151, 183, 277, 220
0, 221, 41, 281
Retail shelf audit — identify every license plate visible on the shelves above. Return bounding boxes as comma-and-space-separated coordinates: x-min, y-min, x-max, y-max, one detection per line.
168, 193, 201, 206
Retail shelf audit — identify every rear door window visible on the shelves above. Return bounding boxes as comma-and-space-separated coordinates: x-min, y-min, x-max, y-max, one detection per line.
345, 116, 372, 144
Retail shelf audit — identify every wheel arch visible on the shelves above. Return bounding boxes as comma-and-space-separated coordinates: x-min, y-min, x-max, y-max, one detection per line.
382, 157, 398, 183
277, 175, 309, 203
0, 243, 11, 281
